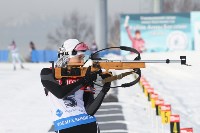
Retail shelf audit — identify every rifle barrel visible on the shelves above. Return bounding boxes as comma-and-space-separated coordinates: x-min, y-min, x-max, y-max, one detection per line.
93, 60, 182, 63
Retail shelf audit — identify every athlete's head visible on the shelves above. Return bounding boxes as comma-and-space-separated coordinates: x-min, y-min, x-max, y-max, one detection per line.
58, 39, 89, 64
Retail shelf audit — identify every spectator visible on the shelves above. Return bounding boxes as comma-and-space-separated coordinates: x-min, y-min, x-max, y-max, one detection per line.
90, 40, 99, 58
8, 40, 24, 70
90, 40, 98, 53
29, 41, 36, 50
29, 41, 36, 62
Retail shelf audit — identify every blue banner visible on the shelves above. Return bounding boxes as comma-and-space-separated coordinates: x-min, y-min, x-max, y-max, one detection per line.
0, 50, 9, 62
191, 12, 200, 51
53, 113, 96, 131
31, 50, 58, 62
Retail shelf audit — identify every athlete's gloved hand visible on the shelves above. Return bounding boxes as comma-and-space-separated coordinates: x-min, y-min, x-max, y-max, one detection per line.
84, 66, 98, 85
101, 73, 112, 93
40, 68, 57, 83
40, 68, 55, 80
41, 68, 52, 75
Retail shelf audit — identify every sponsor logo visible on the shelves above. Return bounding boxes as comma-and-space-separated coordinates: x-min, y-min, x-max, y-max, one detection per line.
161, 105, 171, 111
155, 99, 164, 105
180, 128, 193, 133
151, 93, 158, 99
63, 96, 77, 107
54, 114, 96, 130
56, 109, 63, 117
66, 79, 79, 85
170, 115, 180, 122
147, 88, 154, 93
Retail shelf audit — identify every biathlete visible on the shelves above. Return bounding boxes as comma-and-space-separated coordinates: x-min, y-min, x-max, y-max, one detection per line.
40, 39, 111, 133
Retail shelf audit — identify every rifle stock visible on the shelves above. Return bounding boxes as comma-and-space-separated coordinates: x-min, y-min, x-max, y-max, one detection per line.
54, 61, 145, 79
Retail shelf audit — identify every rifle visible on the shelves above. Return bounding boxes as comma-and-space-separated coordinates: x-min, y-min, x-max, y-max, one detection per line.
50, 46, 188, 88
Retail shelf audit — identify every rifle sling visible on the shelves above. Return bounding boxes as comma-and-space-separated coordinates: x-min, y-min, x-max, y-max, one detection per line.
102, 71, 135, 84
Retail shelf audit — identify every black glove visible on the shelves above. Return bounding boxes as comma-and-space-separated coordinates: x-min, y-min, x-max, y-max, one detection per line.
40, 68, 57, 83
101, 73, 112, 93
40, 68, 55, 95
41, 68, 52, 75
84, 66, 98, 85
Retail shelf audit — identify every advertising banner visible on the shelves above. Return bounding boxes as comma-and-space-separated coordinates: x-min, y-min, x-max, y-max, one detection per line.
120, 13, 192, 54
191, 12, 200, 50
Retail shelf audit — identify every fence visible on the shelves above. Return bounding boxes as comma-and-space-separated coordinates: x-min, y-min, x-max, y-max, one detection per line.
0, 50, 121, 62
31, 50, 58, 62
0, 50, 9, 62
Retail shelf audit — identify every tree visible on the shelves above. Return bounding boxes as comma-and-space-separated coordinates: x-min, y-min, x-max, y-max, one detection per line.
47, 11, 94, 48
108, 15, 120, 47
163, 0, 200, 13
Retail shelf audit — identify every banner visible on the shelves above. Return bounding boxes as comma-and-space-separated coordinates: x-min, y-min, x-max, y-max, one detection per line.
120, 13, 193, 54
191, 12, 200, 50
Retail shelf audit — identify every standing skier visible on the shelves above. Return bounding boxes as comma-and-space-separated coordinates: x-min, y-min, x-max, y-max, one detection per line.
40, 39, 111, 133
8, 40, 24, 70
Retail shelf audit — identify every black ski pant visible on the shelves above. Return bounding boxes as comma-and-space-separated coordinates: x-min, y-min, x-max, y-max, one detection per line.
55, 122, 100, 133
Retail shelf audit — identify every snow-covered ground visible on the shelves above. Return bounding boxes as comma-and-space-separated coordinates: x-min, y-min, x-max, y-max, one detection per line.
0, 51, 199, 133
119, 51, 200, 133
0, 63, 51, 133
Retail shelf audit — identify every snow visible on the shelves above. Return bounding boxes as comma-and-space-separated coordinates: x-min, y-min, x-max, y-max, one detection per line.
0, 51, 199, 133
118, 51, 200, 133
0, 63, 51, 133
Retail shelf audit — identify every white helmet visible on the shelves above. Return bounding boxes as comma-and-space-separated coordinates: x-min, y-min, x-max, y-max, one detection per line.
56, 39, 89, 67
62, 39, 89, 57
63, 39, 80, 53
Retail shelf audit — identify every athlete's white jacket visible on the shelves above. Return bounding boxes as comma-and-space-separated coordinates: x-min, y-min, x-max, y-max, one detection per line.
48, 79, 96, 131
